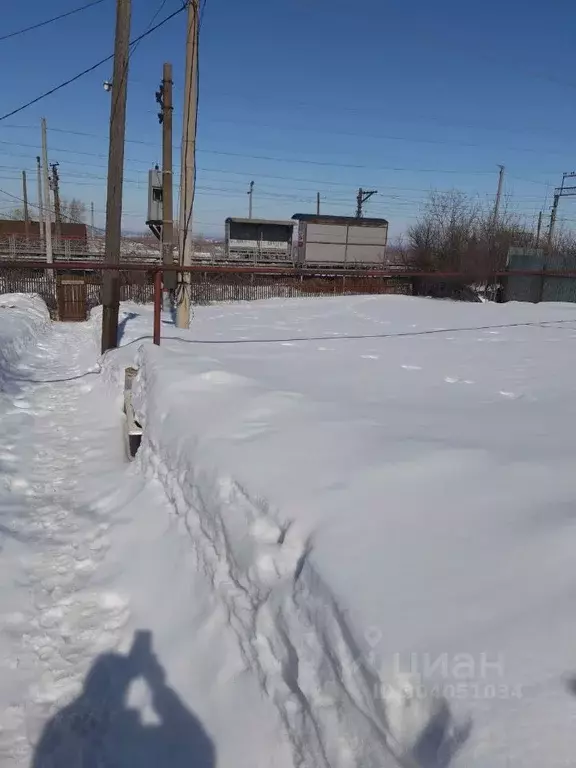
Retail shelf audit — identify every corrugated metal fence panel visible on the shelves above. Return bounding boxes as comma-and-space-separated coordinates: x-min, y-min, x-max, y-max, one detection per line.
505, 275, 542, 303
541, 277, 576, 303
505, 250, 576, 303
540, 253, 576, 302
505, 248, 544, 302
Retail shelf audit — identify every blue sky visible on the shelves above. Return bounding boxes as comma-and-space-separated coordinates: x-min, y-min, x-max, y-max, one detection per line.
1, 0, 576, 239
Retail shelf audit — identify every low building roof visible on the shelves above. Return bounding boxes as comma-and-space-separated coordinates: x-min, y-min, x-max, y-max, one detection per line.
226, 217, 295, 227
292, 214, 389, 227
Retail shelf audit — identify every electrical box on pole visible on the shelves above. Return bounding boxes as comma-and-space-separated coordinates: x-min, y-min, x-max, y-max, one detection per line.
146, 167, 163, 239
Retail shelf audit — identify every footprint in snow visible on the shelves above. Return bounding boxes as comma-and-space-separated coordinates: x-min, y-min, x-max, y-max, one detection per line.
444, 377, 475, 385
7, 477, 31, 493
12, 400, 31, 410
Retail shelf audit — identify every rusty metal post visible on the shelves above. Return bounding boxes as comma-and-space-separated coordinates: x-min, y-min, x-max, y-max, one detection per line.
153, 269, 162, 345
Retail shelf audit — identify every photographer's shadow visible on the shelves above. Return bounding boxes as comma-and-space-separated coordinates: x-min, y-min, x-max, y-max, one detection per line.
32, 630, 215, 768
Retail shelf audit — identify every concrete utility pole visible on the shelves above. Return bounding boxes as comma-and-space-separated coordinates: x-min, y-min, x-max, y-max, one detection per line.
36, 156, 44, 250
90, 201, 95, 238
535, 211, 543, 248
247, 180, 254, 219
41, 118, 53, 264
158, 62, 176, 294
176, 0, 200, 330
22, 171, 30, 241
50, 162, 62, 251
101, 0, 132, 353
548, 193, 560, 247
493, 164, 505, 226
356, 188, 377, 218
316, 192, 320, 215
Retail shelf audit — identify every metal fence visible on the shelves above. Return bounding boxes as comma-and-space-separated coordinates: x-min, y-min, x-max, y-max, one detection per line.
0, 264, 420, 320
0, 268, 156, 318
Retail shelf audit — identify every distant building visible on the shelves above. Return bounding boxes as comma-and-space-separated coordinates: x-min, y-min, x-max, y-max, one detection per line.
0, 219, 88, 243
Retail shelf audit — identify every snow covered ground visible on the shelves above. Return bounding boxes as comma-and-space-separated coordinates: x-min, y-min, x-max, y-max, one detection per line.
1, 292, 576, 767
123, 295, 576, 767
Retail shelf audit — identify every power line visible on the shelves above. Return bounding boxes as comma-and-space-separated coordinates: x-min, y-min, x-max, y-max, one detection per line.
0, 0, 108, 43
4, 123, 561, 181
190, 116, 574, 159
0, 4, 187, 122
0, 135, 497, 175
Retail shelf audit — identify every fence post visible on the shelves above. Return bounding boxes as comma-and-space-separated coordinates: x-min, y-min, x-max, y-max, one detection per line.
153, 269, 162, 345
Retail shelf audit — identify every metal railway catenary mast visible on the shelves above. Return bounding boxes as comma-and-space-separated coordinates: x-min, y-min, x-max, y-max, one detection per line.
548, 172, 576, 247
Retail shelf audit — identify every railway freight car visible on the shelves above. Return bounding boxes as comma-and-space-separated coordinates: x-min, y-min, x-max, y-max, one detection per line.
292, 213, 388, 267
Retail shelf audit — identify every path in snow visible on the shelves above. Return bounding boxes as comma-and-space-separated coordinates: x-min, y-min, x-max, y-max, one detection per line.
0, 317, 292, 768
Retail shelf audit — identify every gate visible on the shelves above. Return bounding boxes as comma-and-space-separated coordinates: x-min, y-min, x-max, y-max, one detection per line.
57, 276, 87, 321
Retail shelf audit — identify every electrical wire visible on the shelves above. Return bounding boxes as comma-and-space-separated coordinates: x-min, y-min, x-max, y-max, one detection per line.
0, 0, 108, 43
0, 4, 187, 122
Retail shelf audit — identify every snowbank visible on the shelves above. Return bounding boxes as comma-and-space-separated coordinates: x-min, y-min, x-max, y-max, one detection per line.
122, 294, 576, 767
0, 294, 50, 375
133, 348, 397, 767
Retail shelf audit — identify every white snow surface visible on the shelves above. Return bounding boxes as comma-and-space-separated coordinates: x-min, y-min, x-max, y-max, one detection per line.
1, 293, 576, 767
125, 295, 576, 767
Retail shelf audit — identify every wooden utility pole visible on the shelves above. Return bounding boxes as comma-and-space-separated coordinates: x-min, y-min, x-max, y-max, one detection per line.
356, 188, 377, 218
176, 0, 200, 330
41, 118, 53, 264
22, 171, 30, 241
159, 62, 176, 292
493, 164, 505, 226
36, 156, 44, 251
101, 0, 132, 353
248, 180, 254, 219
50, 163, 62, 251
90, 201, 95, 238
316, 192, 320, 215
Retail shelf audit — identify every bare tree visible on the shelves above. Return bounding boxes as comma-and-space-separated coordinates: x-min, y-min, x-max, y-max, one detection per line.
407, 190, 480, 273
60, 198, 87, 223
407, 189, 536, 283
